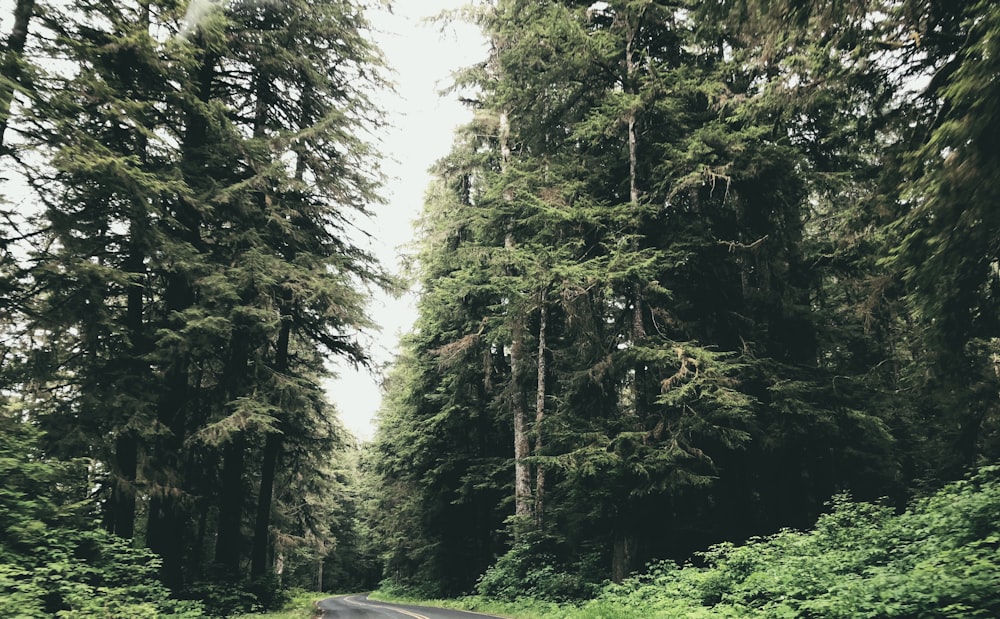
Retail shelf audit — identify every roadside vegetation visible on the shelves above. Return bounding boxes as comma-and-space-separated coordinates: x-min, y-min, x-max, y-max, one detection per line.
230, 590, 325, 619
375, 467, 1000, 619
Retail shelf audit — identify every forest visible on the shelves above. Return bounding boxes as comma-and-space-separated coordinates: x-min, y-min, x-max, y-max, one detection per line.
1, 0, 999, 618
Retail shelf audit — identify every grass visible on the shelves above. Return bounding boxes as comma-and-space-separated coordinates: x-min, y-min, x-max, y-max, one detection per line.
230, 590, 332, 619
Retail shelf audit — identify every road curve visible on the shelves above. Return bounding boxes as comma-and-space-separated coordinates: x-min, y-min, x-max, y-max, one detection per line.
317, 595, 507, 619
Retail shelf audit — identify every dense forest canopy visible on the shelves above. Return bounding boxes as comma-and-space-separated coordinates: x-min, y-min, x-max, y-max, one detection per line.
2, 0, 999, 616
367, 0, 1000, 600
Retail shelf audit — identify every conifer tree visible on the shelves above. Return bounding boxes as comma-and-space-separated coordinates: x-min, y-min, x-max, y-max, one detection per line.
7, 0, 388, 597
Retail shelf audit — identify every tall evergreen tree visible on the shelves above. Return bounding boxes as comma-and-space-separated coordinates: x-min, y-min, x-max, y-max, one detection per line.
7, 0, 389, 599
376, 0, 914, 593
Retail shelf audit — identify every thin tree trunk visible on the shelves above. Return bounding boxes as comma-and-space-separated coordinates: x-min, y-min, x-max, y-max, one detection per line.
107, 1, 153, 541
617, 9, 646, 582
109, 212, 143, 538
193, 493, 210, 578
626, 6, 648, 411
511, 328, 533, 518
533, 297, 547, 523
0, 0, 35, 149
625, 7, 642, 210
628, 178, 645, 401
499, 106, 533, 520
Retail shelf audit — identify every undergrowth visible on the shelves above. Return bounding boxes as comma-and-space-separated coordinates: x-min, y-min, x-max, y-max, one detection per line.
230, 589, 327, 619
376, 466, 1000, 619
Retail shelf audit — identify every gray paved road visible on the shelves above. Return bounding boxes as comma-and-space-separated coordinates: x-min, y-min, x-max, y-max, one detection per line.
317, 595, 506, 619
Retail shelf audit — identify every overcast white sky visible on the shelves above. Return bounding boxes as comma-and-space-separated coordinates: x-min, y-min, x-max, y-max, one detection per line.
326, 1, 487, 441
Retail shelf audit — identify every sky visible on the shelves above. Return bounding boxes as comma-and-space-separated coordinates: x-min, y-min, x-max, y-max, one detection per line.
325, 1, 487, 441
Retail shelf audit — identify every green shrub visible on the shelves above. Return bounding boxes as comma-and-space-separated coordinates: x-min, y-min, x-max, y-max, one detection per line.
590, 466, 1000, 619
1, 416, 206, 618
0, 525, 206, 618
475, 538, 596, 602
458, 466, 1000, 619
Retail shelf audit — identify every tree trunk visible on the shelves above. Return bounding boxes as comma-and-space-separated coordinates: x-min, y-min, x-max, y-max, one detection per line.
506, 258, 531, 520
511, 328, 533, 518
191, 494, 209, 578
626, 11, 647, 416
617, 9, 646, 581
533, 298, 547, 522
215, 434, 246, 575
108, 214, 144, 538
146, 266, 197, 590
107, 434, 137, 538
248, 57, 281, 581
214, 302, 253, 574
611, 530, 636, 583
107, 0, 151, 538
250, 318, 289, 580
147, 492, 186, 589
499, 105, 533, 521
0, 0, 35, 149
251, 431, 281, 579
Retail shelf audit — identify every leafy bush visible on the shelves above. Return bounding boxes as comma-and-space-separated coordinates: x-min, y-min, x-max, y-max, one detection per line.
182, 572, 292, 616
456, 466, 1000, 618
0, 503, 207, 618
183, 579, 261, 617
0, 415, 206, 618
228, 589, 319, 619
596, 466, 1000, 619
475, 528, 597, 602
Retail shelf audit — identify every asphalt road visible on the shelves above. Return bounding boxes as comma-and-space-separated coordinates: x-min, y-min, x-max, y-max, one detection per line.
317, 595, 506, 619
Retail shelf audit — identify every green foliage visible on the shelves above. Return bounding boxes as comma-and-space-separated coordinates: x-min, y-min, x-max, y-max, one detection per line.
475, 525, 598, 602
228, 589, 320, 619
181, 581, 260, 617
434, 467, 1000, 618
181, 575, 290, 617
2, 0, 389, 600
0, 414, 205, 618
373, 0, 917, 593
6, 0, 1000, 608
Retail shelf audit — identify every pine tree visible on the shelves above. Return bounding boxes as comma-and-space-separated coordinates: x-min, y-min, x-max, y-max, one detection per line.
7, 0, 388, 598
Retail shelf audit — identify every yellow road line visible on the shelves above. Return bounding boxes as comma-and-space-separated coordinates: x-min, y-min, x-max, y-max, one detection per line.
343, 595, 431, 619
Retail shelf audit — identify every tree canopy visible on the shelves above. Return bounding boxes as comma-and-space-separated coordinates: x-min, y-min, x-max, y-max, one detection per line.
367, 0, 1000, 599
2, 0, 389, 613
